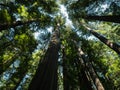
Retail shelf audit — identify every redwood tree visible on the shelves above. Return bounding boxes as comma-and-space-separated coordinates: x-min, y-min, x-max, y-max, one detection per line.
28, 24, 60, 90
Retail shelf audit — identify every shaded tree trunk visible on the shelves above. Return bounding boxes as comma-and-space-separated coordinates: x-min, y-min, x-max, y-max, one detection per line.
90, 30, 120, 55
0, 19, 38, 31
80, 68, 93, 90
62, 48, 70, 90
81, 15, 120, 23
82, 24, 120, 55
78, 48, 105, 90
76, 57, 93, 90
0, 18, 41, 31
28, 25, 60, 90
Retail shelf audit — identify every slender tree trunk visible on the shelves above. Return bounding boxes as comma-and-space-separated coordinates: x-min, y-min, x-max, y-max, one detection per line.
82, 24, 120, 55
62, 48, 70, 90
28, 25, 60, 90
71, 41, 93, 90
0, 52, 20, 74
0, 18, 40, 31
0, 20, 35, 31
5, 56, 30, 90
77, 57, 93, 90
78, 48, 105, 90
80, 68, 93, 90
11, 61, 29, 90
81, 15, 120, 23
90, 30, 120, 54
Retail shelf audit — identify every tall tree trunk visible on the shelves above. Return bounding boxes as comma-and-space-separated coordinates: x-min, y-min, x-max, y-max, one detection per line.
82, 24, 120, 55
76, 58, 93, 90
81, 15, 120, 23
28, 25, 60, 90
62, 48, 70, 90
90, 30, 120, 55
78, 48, 105, 90
80, 68, 93, 90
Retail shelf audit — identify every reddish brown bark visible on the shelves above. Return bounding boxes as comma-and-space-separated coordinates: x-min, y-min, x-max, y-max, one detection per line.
78, 54, 93, 90
82, 23, 120, 55
28, 26, 60, 90
90, 30, 120, 55
78, 48, 105, 90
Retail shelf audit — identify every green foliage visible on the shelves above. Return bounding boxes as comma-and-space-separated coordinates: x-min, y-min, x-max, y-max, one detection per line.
81, 38, 120, 89
17, 5, 28, 20
0, 0, 59, 89
0, 9, 11, 23
0, 0, 120, 89
88, 22, 120, 43
61, 27, 81, 89
66, 1, 120, 88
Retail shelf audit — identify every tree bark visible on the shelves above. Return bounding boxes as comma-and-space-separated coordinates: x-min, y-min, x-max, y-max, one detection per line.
0, 18, 40, 31
90, 30, 120, 55
82, 23, 120, 55
81, 15, 120, 23
78, 48, 105, 90
28, 25, 60, 90
80, 68, 93, 90
76, 57, 93, 90
62, 48, 70, 90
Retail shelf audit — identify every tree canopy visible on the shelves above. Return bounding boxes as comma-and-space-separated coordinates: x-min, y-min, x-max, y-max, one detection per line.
0, 0, 120, 90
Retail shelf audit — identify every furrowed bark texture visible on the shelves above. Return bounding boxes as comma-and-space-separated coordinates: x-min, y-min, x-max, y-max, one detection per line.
78, 48, 105, 90
82, 23, 120, 55
90, 30, 120, 55
28, 26, 60, 90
